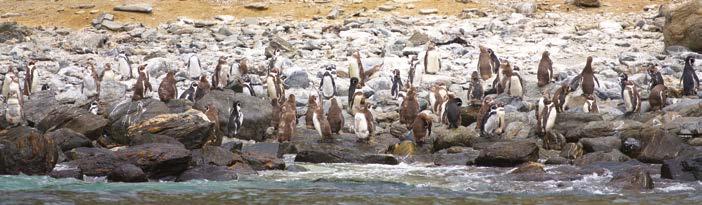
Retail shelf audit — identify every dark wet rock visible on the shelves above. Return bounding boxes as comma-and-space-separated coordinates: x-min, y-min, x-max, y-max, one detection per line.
433, 147, 480, 166
560, 143, 584, 159
620, 128, 685, 163
683, 157, 702, 180
126, 109, 213, 150
360, 154, 399, 165
46, 128, 91, 152
580, 136, 621, 153
460, 105, 481, 127
663, 0, 702, 52
194, 90, 272, 142
545, 156, 570, 165
129, 134, 183, 147
176, 165, 239, 182
38, 105, 108, 140
389, 122, 409, 138
108, 163, 148, 183
574, 150, 630, 166
108, 99, 170, 145
554, 113, 603, 137
113, 4, 153, 13
565, 120, 642, 142
191, 145, 235, 166
65, 147, 113, 161
0, 126, 59, 175
242, 142, 283, 158
663, 99, 702, 117
242, 152, 285, 171
222, 141, 244, 152
543, 132, 566, 150
63, 31, 108, 54
165, 99, 194, 113
475, 141, 539, 167
608, 167, 654, 190
23, 90, 59, 125
510, 162, 546, 174
49, 163, 83, 180
662, 159, 697, 181
574, 0, 600, 7
0, 22, 32, 43
295, 150, 343, 163
66, 154, 124, 176
286, 164, 309, 172
432, 126, 479, 152
115, 143, 191, 179
229, 162, 258, 175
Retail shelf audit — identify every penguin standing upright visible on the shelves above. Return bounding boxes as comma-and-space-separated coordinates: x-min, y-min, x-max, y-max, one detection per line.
239, 76, 256, 96
348, 77, 359, 111
400, 86, 419, 126
267, 68, 285, 100
319, 65, 337, 99
408, 55, 422, 86
573, 56, 600, 96
278, 95, 297, 142
327, 97, 344, 134
179, 82, 198, 102
22, 61, 35, 96
81, 62, 99, 98
101, 63, 117, 82
429, 82, 448, 114
618, 73, 641, 113
5, 89, 23, 127
582, 94, 599, 113
350, 85, 365, 115
411, 112, 433, 144
132, 70, 147, 101
194, 75, 211, 101
503, 61, 525, 99
540, 100, 558, 135
481, 102, 505, 136
648, 66, 665, 89
681, 56, 699, 96
467, 71, 484, 105
270, 98, 282, 130
158, 70, 177, 103
305, 95, 318, 129
552, 83, 572, 113
477, 45, 499, 81
230, 58, 248, 84
227, 101, 243, 138
89, 101, 99, 115
1, 67, 17, 98
536, 91, 551, 134
116, 53, 133, 80
138, 65, 152, 93
354, 103, 375, 143
649, 84, 667, 111
186, 54, 202, 80
444, 96, 462, 129
313, 99, 333, 142
212, 56, 229, 90
537, 51, 553, 87
350, 51, 366, 86
88, 61, 101, 95
475, 96, 494, 132
391, 69, 402, 99
424, 42, 441, 74
204, 104, 221, 145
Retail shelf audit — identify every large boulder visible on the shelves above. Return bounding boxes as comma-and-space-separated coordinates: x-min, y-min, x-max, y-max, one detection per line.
661, 146, 702, 181
190, 145, 236, 166
565, 120, 643, 142
99, 80, 127, 108
66, 153, 123, 176
432, 126, 479, 152
65, 147, 113, 161
433, 147, 480, 166
176, 164, 239, 182
608, 167, 654, 190
127, 109, 213, 150
115, 143, 191, 179
46, 128, 92, 152
663, 1, 702, 52
574, 150, 630, 166
620, 128, 685, 163
574, 0, 600, 7
242, 152, 285, 170
107, 163, 148, 183
579, 136, 621, 153
475, 141, 539, 167
194, 90, 272, 141
0, 126, 59, 175
129, 134, 183, 147
683, 157, 702, 180
49, 163, 83, 180
23, 90, 60, 125
554, 113, 603, 137
62, 31, 108, 54
0, 22, 32, 43
107, 99, 170, 145
38, 105, 109, 140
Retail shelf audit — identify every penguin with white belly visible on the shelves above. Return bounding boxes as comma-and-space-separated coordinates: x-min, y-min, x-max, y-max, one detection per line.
481, 102, 505, 136
618, 73, 641, 113
423, 42, 441, 74
116, 53, 133, 80
319, 64, 337, 99
186, 54, 202, 80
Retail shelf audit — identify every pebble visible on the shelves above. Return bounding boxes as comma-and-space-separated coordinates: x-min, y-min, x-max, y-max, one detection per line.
378, 5, 396, 12
419, 9, 438, 15
113, 4, 153, 13
1, 13, 22, 18
245, 3, 269, 10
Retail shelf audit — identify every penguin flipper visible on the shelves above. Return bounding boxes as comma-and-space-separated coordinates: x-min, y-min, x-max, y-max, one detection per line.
594, 75, 601, 88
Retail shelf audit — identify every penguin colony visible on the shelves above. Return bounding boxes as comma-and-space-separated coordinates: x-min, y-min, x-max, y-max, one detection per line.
3, 43, 699, 147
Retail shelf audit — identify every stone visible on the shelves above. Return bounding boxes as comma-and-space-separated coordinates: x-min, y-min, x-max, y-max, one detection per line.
545, 156, 570, 165
62, 31, 108, 54
407, 31, 430, 47
620, 128, 685, 163
296, 150, 343, 163
242, 152, 285, 171
608, 167, 654, 190
574, 150, 630, 166
127, 109, 213, 150
49, 163, 83, 180
580, 136, 621, 152
510, 162, 546, 174
283, 67, 310, 88
565, 120, 643, 142
0, 126, 59, 175
360, 154, 399, 165
574, 0, 601, 7
327, 6, 341, 19
46, 128, 92, 152
66, 152, 123, 176
663, 1, 702, 52
242, 142, 283, 158
191, 145, 235, 167
245, 3, 269, 10
683, 157, 702, 180
23, 90, 60, 125
433, 148, 480, 166
286, 164, 309, 172
0, 22, 31, 43
378, 5, 396, 12
194, 90, 272, 141
514, 2, 537, 14
560, 143, 584, 159
115, 143, 191, 179
176, 165, 239, 182
661, 158, 697, 181
129, 135, 183, 147
65, 147, 113, 161
599, 20, 623, 34
475, 141, 539, 167
108, 163, 148, 183
432, 126, 479, 152
419, 9, 438, 15
99, 80, 127, 108
113, 4, 153, 13
107, 99, 170, 145
37, 105, 109, 140
689, 138, 702, 146
100, 20, 124, 31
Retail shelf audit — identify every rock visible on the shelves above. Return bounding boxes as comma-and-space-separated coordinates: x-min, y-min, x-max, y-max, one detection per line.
108, 163, 147, 182
0, 126, 59, 175
266, 36, 297, 58
0, 22, 31, 43
194, 90, 272, 141
176, 165, 239, 182
386, 140, 416, 156
65, 147, 113, 161
191, 145, 235, 166
360, 154, 399, 165
560, 143, 584, 159
23, 90, 59, 125
327, 6, 341, 19
419, 9, 438, 15
378, 5, 396, 11
565, 120, 642, 142
99, 80, 127, 108
108, 99, 170, 145
295, 150, 343, 163
432, 126, 479, 152
514, 2, 537, 14
683, 157, 702, 180
574, 150, 630, 166
1, 13, 22, 18
115, 143, 191, 179
38, 105, 108, 140
510, 162, 546, 174
66, 152, 123, 176
242, 152, 285, 171
286, 164, 308, 172
49, 163, 83, 180
229, 162, 258, 175
242, 142, 285, 158
433, 148, 480, 166
545, 156, 570, 165
283, 67, 310, 88
620, 128, 684, 163
663, 0, 702, 52
113, 4, 153, 13
62, 31, 108, 54
608, 167, 654, 190
100, 20, 124, 31
661, 159, 697, 181
663, 99, 702, 117
689, 138, 702, 146
599, 20, 623, 34
580, 136, 621, 152
127, 109, 213, 150
543, 132, 566, 150
129, 134, 183, 147
407, 31, 430, 47
574, 0, 601, 7
554, 113, 604, 136
46, 128, 91, 152
475, 141, 539, 167
245, 3, 269, 10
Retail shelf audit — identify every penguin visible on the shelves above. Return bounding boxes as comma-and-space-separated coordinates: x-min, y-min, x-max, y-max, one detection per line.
390, 69, 402, 99
536, 91, 552, 134
618, 73, 641, 113
443, 96, 462, 129
399, 85, 419, 126
354, 103, 375, 142
179, 82, 197, 102
2, 68, 17, 98
194, 75, 211, 101
574, 56, 600, 96
582, 94, 599, 113
540, 100, 558, 135
503, 61, 525, 99
305, 95, 318, 129
350, 50, 366, 86
477, 45, 500, 81
552, 83, 571, 113
100, 63, 117, 82
270, 98, 282, 130
429, 82, 448, 114
327, 97, 344, 134
312, 99, 333, 142
681, 56, 699, 96
186, 54, 202, 80
212, 56, 229, 90
319, 65, 337, 99
467, 71, 484, 105
423, 42, 441, 74
89, 101, 99, 115
41, 84, 50, 91
227, 101, 243, 137
22, 61, 35, 96
116, 53, 133, 80
411, 112, 433, 144
537, 51, 553, 87
278, 95, 297, 142
348, 77, 359, 111
131, 70, 147, 101
475, 96, 494, 132
81, 62, 100, 98
481, 102, 505, 136
350, 84, 365, 115
648, 66, 665, 89
158, 70, 177, 103
408, 55, 422, 86
230, 58, 248, 84
266, 68, 285, 100
138, 65, 152, 93
204, 104, 221, 145
5, 89, 23, 127
649, 84, 667, 111
239, 76, 256, 96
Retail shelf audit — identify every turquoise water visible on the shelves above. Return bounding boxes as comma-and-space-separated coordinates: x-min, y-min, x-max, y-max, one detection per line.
1, 163, 701, 204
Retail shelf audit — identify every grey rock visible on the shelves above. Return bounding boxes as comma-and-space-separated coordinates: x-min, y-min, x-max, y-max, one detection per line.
46, 128, 92, 152
113, 4, 153, 13
108, 163, 148, 182
177, 165, 238, 182
580, 136, 621, 153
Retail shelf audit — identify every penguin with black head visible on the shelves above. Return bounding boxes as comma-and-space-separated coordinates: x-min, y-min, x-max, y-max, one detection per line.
537, 51, 553, 87
467, 71, 483, 106
443, 94, 462, 129
391, 69, 402, 99
681, 56, 699, 96
227, 101, 243, 138
319, 64, 337, 99
618, 73, 641, 113
180, 82, 198, 102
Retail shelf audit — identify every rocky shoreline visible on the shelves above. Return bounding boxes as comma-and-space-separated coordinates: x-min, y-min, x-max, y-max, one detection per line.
0, 0, 701, 190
